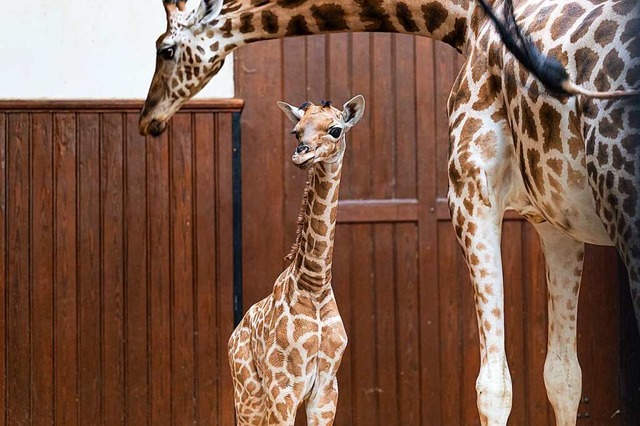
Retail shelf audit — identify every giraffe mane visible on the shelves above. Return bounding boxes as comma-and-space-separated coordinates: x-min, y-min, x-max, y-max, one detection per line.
285, 167, 315, 262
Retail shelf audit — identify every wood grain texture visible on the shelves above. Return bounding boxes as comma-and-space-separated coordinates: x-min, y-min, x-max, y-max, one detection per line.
0, 103, 237, 425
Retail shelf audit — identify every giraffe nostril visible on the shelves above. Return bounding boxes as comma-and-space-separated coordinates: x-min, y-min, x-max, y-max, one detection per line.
148, 120, 167, 137
296, 144, 310, 154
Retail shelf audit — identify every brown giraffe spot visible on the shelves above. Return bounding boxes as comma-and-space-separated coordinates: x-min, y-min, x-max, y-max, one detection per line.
472, 76, 501, 111
269, 349, 286, 368
504, 62, 519, 103
239, 13, 255, 34
491, 105, 507, 124
329, 206, 338, 223
276, 322, 290, 350
487, 40, 503, 70
421, 2, 448, 33
483, 320, 492, 332
220, 19, 233, 38
520, 98, 538, 141
209, 41, 219, 52
312, 200, 327, 216
315, 180, 332, 199
599, 116, 622, 139
613, 1, 637, 15
286, 15, 312, 36
286, 348, 303, 374
545, 159, 563, 180
604, 49, 626, 82
475, 130, 497, 160
396, 2, 420, 32
550, 3, 586, 40
548, 46, 569, 68
355, 0, 396, 32
277, 0, 306, 8
570, 6, 604, 44
548, 174, 564, 193
463, 198, 474, 215
450, 113, 465, 132
491, 307, 501, 319
460, 117, 483, 141
302, 334, 319, 353
594, 19, 618, 46
225, 43, 237, 53
528, 4, 558, 33
467, 221, 477, 236
293, 318, 317, 338
261, 11, 279, 34
441, 18, 466, 51
449, 163, 464, 198
311, 4, 349, 31
527, 149, 546, 196
575, 47, 599, 85
595, 69, 612, 92
451, 77, 471, 109
529, 80, 540, 104
304, 256, 323, 273
540, 104, 563, 153
484, 284, 494, 296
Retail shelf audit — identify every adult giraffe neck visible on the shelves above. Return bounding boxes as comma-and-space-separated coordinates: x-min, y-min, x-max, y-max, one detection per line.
288, 158, 343, 295
215, 0, 471, 53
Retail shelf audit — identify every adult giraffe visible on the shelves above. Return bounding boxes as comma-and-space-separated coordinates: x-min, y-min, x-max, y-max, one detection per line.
139, 0, 640, 424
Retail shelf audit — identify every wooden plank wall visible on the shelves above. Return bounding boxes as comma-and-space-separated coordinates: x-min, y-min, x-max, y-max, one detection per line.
235, 34, 628, 425
0, 100, 240, 425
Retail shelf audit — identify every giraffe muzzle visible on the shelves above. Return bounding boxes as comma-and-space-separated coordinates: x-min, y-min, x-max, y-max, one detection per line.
292, 147, 315, 169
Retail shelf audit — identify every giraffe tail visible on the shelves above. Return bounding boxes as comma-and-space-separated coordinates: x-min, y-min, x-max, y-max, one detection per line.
476, 0, 640, 100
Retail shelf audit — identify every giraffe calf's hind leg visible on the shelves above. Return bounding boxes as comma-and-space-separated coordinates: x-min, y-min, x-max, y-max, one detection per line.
535, 223, 583, 426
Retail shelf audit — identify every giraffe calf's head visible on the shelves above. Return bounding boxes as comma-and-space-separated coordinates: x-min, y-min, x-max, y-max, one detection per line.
277, 96, 365, 169
139, 0, 227, 136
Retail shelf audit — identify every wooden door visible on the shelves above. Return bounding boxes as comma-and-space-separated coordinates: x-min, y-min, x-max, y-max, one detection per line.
235, 35, 638, 425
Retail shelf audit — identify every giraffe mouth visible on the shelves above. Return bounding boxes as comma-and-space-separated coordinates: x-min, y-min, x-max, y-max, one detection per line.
292, 152, 315, 169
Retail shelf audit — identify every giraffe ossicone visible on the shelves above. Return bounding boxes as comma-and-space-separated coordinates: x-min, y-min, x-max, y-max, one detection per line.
228, 96, 365, 425
141, 1, 640, 425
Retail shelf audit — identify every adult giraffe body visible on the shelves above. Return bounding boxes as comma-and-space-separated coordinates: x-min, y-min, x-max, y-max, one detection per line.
140, 0, 640, 424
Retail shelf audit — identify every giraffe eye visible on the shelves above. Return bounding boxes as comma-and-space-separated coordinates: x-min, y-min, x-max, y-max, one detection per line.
158, 46, 176, 60
328, 127, 342, 138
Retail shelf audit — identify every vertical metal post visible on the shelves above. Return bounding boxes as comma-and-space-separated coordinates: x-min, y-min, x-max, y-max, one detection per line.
232, 112, 243, 327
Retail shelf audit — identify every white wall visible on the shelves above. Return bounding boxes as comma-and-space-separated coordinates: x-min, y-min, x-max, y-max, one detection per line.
0, 1, 234, 99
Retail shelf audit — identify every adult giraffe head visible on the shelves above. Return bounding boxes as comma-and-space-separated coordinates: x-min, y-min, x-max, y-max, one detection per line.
139, 0, 228, 136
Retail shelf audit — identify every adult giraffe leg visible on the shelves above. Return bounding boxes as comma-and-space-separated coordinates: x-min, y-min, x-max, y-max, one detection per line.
449, 202, 511, 425
534, 222, 584, 426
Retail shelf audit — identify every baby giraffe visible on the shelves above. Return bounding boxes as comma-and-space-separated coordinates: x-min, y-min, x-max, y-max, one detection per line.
228, 95, 365, 425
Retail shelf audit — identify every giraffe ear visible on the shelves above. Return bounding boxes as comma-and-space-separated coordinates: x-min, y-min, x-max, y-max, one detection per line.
277, 101, 304, 124
197, 0, 223, 24
342, 95, 365, 129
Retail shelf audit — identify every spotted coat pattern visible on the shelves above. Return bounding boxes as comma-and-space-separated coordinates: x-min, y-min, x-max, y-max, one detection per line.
228, 99, 364, 425
141, 1, 640, 425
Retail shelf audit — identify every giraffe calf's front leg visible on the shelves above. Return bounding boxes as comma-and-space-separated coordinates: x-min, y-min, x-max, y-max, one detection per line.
305, 375, 339, 426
